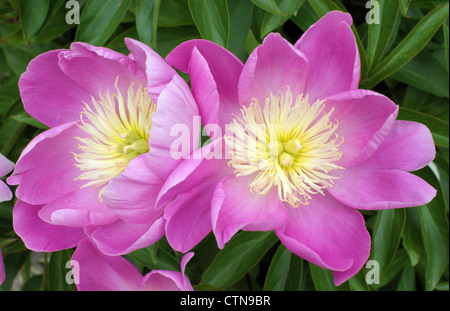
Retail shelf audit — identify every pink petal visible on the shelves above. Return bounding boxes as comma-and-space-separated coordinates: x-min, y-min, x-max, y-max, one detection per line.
147, 74, 199, 180
356, 120, 436, 171
38, 186, 117, 228
328, 168, 437, 210
275, 194, 371, 286
238, 33, 308, 107
139, 252, 194, 291
72, 239, 143, 291
0, 153, 14, 177
125, 38, 177, 102
166, 39, 244, 127
7, 122, 86, 205
294, 10, 360, 100
212, 174, 287, 249
89, 217, 165, 256
158, 140, 230, 253
101, 154, 163, 224
325, 89, 398, 167
0, 181, 12, 203
57, 48, 142, 99
18, 50, 91, 127
13, 200, 85, 252
0, 249, 5, 286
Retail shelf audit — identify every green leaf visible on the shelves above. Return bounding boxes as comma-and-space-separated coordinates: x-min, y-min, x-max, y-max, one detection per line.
228, 0, 253, 61
290, 0, 319, 31
397, 107, 449, 148
398, 0, 412, 16
415, 167, 449, 291
263, 243, 303, 290
157, 0, 194, 27
48, 249, 76, 291
188, 0, 229, 48
402, 207, 423, 266
361, 3, 449, 89
18, 0, 50, 41
370, 209, 406, 278
391, 51, 449, 98
309, 263, 349, 290
11, 112, 49, 130
261, 0, 306, 37
128, 242, 181, 271
135, 0, 157, 48
201, 231, 278, 289
443, 21, 449, 74
75, 0, 131, 46
367, 0, 400, 72
396, 263, 416, 290
249, 0, 284, 16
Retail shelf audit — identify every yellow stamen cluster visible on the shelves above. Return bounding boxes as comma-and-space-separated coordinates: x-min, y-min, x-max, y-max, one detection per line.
73, 79, 156, 190
225, 88, 343, 207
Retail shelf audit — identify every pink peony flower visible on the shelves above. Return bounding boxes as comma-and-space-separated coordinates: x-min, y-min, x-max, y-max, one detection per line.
159, 11, 437, 285
0, 153, 14, 286
0, 249, 4, 286
0, 153, 14, 203
7, 39, 199, 256
72, 239, 194, 291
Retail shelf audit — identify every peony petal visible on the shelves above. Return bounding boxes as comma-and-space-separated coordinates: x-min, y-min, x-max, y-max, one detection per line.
18, 50, 91, 127
7, 122, 86, 205
38, 186, 117, 228
158, 140, 230, 253
13, 200, 85, 252
89, 217, 165, 256
275, 193, 371, 286
356, 120, 436, 171
0, 249, 5, 286
139, 252, 194, 291
101, 154, 163, 224
328, 168, 437, 210
325, 89, 398, 167
0, 181, 13, 203
166, 39, 244, 127
211, 174, 287, 249
125, 38, 177, 102
0, 153, 14, 177
57, 48, 142, 98
238, 33, 308, 107
72, 239, 143, 291
294, 10, 360, 100
147, 74, 199, 180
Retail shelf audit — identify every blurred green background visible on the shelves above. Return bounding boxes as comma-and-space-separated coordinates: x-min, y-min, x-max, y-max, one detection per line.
0, 0, 448, 291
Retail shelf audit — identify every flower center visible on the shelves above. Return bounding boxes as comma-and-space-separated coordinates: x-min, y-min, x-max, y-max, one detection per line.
225, 88, 343, 207
73, 78, 156, 190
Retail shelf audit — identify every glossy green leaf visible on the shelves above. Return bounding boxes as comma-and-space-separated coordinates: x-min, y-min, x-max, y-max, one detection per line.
402, 207, 423, 266
261, 0, 305, 37
367, 0, 400, 71
399, 0, 412, 16
415, 167, 449, 291
48, 249, 76, 291
18, 0, 50, 41
371, 249, 409, 289
290, 0, 319, 31
201, 231, 278, 289
397, 107, 449, 148
396, 263, 416, 290
249, 0, 284, 16
135, 0, 158, 48
263, 243, 303, 290
309, 263, 349, 290
370, 209, 406, 279
188, 0, 229, 48
443, 21, 449, 74
361, 3, 449, 89
75, 0, 131, 46
228, 0, 253, 61
391, 51, 449, 98
157, 0, 194, 27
